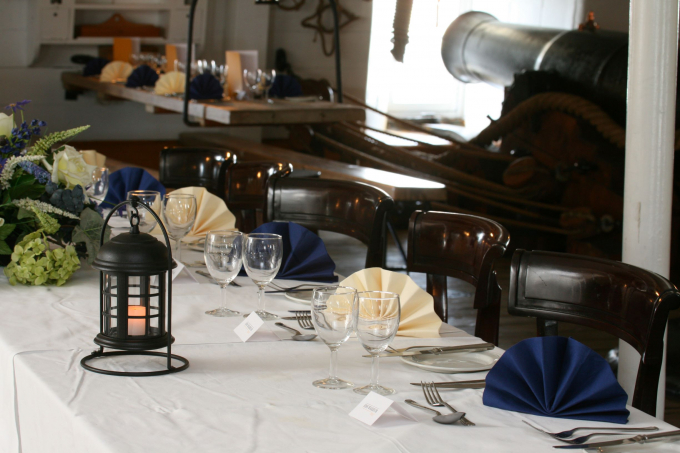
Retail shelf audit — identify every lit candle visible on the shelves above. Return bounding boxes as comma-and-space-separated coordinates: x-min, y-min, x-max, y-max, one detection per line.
128, 305, 146, 336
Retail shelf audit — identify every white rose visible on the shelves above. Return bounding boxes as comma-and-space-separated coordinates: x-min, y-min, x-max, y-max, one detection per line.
51, 145, 97, 189
0, 113, 14, 138
0, 218, 4, 227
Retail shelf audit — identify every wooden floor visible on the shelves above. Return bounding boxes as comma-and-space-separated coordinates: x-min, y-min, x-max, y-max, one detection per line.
320, 229, 680, 425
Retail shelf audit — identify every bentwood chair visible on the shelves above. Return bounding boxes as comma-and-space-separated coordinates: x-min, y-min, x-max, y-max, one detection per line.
265, 177, 394, 268
159, 147, 237, 197
407, 211, 510, 345
508, 249, 680, 417
226, 161, 293, 232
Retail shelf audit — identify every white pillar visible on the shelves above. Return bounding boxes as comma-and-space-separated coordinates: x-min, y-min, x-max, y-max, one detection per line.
621, 0, 679, 417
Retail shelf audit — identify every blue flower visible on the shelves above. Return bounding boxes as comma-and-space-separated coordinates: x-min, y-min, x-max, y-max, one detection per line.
38, 120, 46, 127
18, 161, 51, 184
4, 100, 31, 113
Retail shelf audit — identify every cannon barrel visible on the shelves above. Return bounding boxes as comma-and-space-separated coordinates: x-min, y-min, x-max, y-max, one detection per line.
441, 12, 633, 118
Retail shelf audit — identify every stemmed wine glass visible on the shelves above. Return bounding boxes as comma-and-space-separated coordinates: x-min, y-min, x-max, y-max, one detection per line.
242, 233, 283, 321
127, 190, 161, 233
161, 193, 197, 263
204, 231, 243, 317
353, 291, 401, 396
85, 166, 109, 204
311, 286, 358, 389
261, 69, 276, 102
243, 69, 263, 99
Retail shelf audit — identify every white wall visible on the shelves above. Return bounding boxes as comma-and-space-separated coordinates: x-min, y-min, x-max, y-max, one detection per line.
266, 0, 373, 99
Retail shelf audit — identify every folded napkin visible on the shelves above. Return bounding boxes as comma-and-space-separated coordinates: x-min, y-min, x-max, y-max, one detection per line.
153, 186, 235, 241
238, 222, 337, 283
100, 61, 133, 83
103, 167, 166, 206
79, 150, 107, 167
483, 336, 629, 424
189, 73, 224, 100
339, 268, 442, 338
83, 58, 110, 77
269, 75, 303, 99
126, 64, 159, 88
155, 71, 186, 95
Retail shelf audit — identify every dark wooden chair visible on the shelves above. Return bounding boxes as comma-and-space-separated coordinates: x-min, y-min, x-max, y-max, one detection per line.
407, 211, 510, 345
508, 249, 680, 417
226, 161, 293, 233
159, 147, 237, 197
265, 177, 394, 268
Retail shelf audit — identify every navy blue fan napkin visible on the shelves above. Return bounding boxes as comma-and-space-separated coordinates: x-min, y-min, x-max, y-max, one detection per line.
103, 168, 166, 206
483, 336, 629, 424
126, 64, 159, 88
189, 73, 224, 100
269, 75, 303, 98
239, 222, 337, 283
83, 58, 110, 77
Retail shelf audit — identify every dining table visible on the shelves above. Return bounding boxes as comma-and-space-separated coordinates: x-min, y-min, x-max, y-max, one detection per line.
1, 245, 679, 453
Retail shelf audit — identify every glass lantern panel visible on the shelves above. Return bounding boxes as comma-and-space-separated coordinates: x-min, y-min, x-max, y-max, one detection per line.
104, 274, 117, 336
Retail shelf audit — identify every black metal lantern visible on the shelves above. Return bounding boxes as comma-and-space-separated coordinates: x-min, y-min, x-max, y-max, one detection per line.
81, 197, 189, 376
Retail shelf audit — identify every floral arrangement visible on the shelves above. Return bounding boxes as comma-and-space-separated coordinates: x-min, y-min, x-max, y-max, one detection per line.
0, 101, 109, 286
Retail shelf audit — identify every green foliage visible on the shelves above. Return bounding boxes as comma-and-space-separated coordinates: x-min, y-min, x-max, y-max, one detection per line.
28, 125, 90, 156
72, 207, 110, 264
31, 207, 60, 235
0, 224, 15, 255
3, 230, 80, 286
8, 174, 45, 200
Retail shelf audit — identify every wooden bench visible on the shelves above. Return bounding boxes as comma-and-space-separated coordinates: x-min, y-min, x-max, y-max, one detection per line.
178, 132, 447, 202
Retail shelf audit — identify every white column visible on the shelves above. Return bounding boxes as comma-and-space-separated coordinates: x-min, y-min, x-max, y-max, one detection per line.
621, 0, 679, 417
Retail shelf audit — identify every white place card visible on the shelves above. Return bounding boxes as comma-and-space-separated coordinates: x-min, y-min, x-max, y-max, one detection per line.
349, 391, 417, 426
234, 312, 265, 342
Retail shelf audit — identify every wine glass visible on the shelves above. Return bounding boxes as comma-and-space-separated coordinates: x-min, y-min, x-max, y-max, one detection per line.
85, 166, 109, 204
311, 286, 358, 389
127, 190, 161, 233
161, 193, 197, 263
353, 291, 401, 396
260, 69, 276, 102
243, 69, 263, 99
242, 233, 283, 321
204, 231, 243, 317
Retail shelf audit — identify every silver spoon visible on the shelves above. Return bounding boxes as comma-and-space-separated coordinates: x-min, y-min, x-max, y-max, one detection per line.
405, 399, 466, 425
274, 322, 317, 341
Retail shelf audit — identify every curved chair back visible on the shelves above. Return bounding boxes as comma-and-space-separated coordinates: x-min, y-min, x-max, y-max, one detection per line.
159, 147, 236, 197
407, 211, 510, 344
227, 161, 293, 232
265, 177, 394, 268
508, 249, 680, 417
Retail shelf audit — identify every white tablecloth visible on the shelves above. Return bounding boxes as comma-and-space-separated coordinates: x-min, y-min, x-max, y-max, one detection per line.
1, 249, 679, 453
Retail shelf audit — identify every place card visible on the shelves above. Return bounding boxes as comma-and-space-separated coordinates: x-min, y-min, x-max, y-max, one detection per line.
234, 312, 265, 342
349, 391, 417, 426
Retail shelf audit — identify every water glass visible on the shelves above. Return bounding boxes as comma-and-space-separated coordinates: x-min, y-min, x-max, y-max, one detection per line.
204, 231, 243, 317
261, 69, 276, 101
311, 286, 357, 390
85, 166, 109, 203
353, 291, 401, 396
242, 233, 283, 321
127, 190, 161, 234
161, 193, 197, 263
243, 69, 263, 99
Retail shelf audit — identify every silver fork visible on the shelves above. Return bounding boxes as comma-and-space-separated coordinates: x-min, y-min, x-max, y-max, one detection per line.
296, 312, 314, 330
269, 282, 326, 291
523, 420, 658, 443
422, 381, 475, 426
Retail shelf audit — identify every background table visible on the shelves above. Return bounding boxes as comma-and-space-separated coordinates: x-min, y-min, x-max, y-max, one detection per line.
1, 246, 679, 453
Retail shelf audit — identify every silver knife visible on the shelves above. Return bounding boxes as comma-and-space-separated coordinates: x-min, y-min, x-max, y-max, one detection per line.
409, 380, 486, 389
364, 343, 495, 358
553, 430, 680, 449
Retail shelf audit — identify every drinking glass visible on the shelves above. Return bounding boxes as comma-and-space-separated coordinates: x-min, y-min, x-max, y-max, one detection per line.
353, 291, 401, 396
311, 286, 357, 389
85, 166, 109, 203
161, 193, 197, 263
242, 233, 283, 321
243, 69, 263, 99
127, 190, 161, 234
204, 231, 243, 317
261, 69, 276, 101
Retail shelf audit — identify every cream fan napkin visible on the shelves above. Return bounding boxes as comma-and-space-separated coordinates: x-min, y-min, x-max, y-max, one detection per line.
79, 150, 107, 167
155, 71, 186, 95
153, 187, 236, 241
340, 268, 442, 338
100, 61, 133, 83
